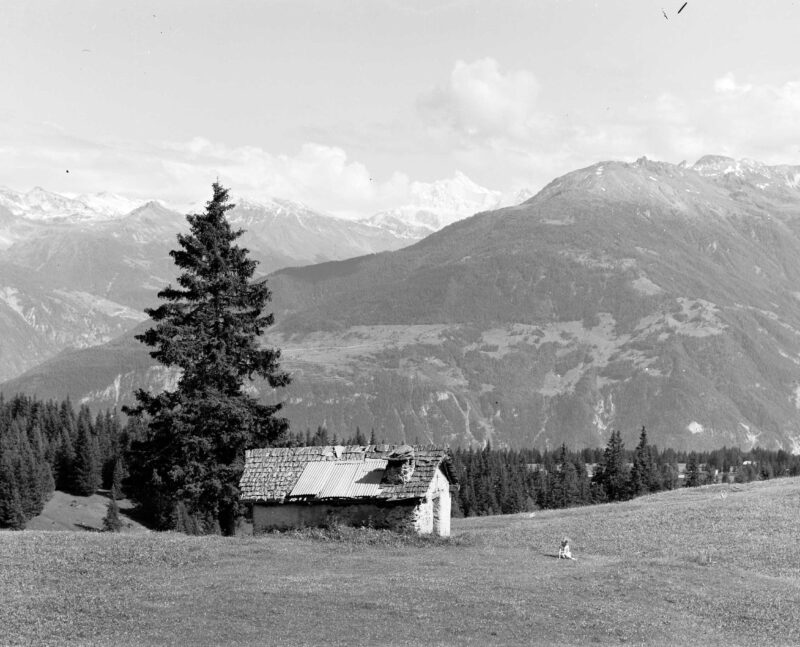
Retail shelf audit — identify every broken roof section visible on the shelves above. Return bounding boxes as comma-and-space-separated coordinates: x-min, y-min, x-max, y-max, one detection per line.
239, 444, 456, 504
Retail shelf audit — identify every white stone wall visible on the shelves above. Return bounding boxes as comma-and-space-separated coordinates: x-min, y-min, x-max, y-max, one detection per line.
414, 498, 433, 534
414, 467, 452, 537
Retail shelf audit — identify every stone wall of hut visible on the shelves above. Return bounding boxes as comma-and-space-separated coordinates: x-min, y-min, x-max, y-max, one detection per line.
252, 500, 419, 533
251, 467, 453, 537
412, 467, 451, 537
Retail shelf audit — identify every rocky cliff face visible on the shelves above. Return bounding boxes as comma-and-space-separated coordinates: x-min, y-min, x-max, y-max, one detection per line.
6, 156, 800, 452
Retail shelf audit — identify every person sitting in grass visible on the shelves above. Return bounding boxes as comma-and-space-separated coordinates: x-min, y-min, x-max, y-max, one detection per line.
559, 537, 576, 560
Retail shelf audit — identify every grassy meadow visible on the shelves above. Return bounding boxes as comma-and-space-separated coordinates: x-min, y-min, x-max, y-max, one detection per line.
2, 477, 800, 646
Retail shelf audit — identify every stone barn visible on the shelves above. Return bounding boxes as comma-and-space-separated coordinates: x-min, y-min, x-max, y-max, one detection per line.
239, 444, 456, 536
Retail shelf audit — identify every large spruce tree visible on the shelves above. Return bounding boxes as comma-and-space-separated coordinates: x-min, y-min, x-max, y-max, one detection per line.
125, 183, 290, 535
72, 405, 101, 496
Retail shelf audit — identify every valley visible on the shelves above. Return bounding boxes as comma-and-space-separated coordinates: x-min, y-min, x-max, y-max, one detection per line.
5, 156, 800, 452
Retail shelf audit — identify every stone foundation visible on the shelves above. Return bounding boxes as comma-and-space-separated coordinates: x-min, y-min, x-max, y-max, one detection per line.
252, 501, 419, 534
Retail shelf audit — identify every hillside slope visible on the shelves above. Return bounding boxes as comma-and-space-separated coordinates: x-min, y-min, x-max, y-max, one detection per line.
25, 490, 147, 533
2, 478, 800, 645
6, 156, 800, 451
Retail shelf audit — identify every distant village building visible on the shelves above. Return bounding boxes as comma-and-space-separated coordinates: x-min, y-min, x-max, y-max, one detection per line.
239, 444, 457, 536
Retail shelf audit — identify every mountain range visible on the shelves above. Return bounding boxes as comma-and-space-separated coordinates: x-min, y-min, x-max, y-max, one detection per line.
4, 156, 800, 453
0, 176, 511, 383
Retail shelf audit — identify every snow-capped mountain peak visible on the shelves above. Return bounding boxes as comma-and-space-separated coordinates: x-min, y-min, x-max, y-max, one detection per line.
0, 186, 146, 222
692, 155, 800, 189
363, 171, 505, 239
74, 192, 146, 218
408, 170, 502, 216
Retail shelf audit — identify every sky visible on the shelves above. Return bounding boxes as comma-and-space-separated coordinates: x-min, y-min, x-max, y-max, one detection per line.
1, 0, 799, 218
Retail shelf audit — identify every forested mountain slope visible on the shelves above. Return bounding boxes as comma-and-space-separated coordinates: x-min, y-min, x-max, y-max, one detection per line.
6, 156, 800, 452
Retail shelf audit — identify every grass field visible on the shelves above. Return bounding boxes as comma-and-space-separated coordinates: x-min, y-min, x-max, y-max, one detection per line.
24, 491, 147, 533
2, 478, 800, 646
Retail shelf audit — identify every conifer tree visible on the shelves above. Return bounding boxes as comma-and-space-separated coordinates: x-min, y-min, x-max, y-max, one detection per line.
53, 426, 75, 492
110, 457, 126, 497
629, 426, 658, 497
0, 449, 26, 529
551, 444, 581, 508
354, 426, 367, 445
312, 426, 330, 446
594, 430, 629, 502
72, 410, 101, 496
125, 183, 290, 535
685, 453, 702, 487
573, 454, 591, 505
102, 487, 123, 532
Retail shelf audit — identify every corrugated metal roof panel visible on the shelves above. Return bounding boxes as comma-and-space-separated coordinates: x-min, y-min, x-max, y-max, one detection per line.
348, 459, 387, 498
318, 462, 360, 499
290, 461, 336, 498
289, 459, 388, 500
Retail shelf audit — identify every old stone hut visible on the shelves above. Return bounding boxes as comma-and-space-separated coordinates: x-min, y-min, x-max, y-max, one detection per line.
239, 444, 456, 536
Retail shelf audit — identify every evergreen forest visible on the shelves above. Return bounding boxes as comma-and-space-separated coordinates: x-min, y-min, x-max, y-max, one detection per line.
0, 394, 127, 529
449, 429, 800, 517
4, 401, 800, 530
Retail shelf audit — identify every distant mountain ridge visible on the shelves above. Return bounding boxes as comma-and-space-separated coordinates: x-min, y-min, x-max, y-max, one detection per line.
0, 196, 405, 382
0, 186, 146, 222
0, 171, 518, 232
7, 155, 800, 454
0, 174, 519, 382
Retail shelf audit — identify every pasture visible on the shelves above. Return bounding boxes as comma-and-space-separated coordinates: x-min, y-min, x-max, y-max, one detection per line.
2, 478, 799, 646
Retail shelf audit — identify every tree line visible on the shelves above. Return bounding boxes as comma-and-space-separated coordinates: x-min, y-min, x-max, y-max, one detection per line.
451, 427, 800, 517
0, 394, 127, 529
3, 393, 800, 530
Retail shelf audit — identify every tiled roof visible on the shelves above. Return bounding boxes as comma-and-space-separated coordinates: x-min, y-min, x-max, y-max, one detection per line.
239, 444, 455, 503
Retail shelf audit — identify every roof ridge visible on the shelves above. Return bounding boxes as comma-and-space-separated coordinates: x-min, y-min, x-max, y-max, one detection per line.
240, 444, 455, 503
248, 444, 450, 453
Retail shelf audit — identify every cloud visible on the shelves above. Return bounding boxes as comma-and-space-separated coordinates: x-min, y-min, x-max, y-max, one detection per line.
2, 67, 799, 220
0, 121, 419, 218
416, 61, 800, 194
155, 140, 413, 217
704, 74, 800, 160
418, 58, 544, 144
417, 59, 687, 189
713, 72, 753, 95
